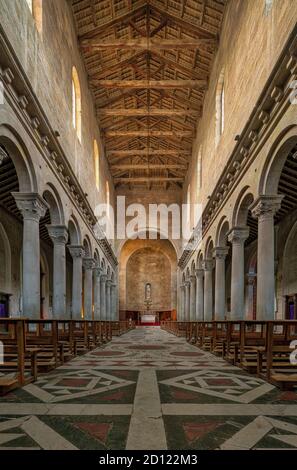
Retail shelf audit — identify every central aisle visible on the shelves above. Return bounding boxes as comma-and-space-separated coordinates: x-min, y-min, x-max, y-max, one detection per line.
0, 326, 297, 450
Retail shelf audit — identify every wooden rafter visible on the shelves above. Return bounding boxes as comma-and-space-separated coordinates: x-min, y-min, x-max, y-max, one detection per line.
81, 38, 217, 51
71, 0, 226, 188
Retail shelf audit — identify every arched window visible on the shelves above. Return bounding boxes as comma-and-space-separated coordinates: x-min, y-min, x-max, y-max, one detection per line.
94, 140, 99, 190
215, 70, 225, 146
186, 183, 191, 227
26, 0, 43, 33
197, 147, 202, 194
106, 181, 110, 219
265, 0, 273, 15
72, 67, 82, 142
26, 0, 33, 11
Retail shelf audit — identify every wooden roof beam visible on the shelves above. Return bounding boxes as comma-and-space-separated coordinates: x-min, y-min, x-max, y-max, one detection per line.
114, 177, 184, 183
111, 164, 187, 171
98, 108, 201, 117
105, 130, 194, 137
78, 4, 147, 40
150, 5, 218, 39
81, 38, 217, 51
92, 79, 207, 89
107, 149, 191, 156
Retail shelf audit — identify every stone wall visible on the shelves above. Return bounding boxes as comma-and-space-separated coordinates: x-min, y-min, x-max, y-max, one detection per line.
0, 0, 114, 213
184, 0, 297, 218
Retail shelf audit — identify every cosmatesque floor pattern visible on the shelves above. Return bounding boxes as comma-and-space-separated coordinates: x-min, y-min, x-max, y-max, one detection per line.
1, 326, 297, 450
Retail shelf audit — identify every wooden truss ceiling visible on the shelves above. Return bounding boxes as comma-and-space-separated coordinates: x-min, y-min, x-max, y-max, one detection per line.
71, 0, 226, 188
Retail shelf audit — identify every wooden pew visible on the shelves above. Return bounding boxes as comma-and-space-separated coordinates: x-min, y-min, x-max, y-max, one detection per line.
259, 321, 297, 389
0, 319, 38, 394
24, 320, 65, 371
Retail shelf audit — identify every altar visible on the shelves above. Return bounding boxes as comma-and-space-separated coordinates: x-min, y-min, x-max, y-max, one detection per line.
137, 311, 160, 325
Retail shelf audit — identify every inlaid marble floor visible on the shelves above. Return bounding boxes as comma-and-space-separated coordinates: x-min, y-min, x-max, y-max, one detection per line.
0, 326, 297, 450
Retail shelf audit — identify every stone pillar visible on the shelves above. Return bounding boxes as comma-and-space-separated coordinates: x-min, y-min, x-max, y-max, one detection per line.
13, 193, 48, 319
111, 283, 117, 320
47, 225, 68, 318
100, 274, 107, 320
184, 280, 190, 321
68, 245, 84, 319
228, 227, 249, 320
93, 265, 101, 319
251, 195, 283, 320
180, 284, 185, 320
203, 259, 214, 321
213, 247, 229, 320
83, 258, 95, 320
189, 275, 196, 321
195, 269, 204, 320
106, 279, 111, 320
245, 273, 256, 319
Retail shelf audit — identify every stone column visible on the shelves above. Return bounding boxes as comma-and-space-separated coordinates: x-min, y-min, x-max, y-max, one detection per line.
106, 279, 112, 320
111, 283, 117, 320
189, 275, 196, 321
13, 193, 48, 319
180, 284, 185, 320
213, 247, 229, 320
184, 280, 190, 321
228, 227, 249, 320
93, 265, 101, 319
47, 225, 68, 318
251, 195, 283, 320
195, 269, 204, 320
245, 273, 256, 319
100, 274, 107, 320
203, 259, 214, 321
83, 258, 95, 320
68, 245, 84, 319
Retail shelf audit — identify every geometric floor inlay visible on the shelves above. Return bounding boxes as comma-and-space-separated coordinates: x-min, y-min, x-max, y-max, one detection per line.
0, 326, 297, 450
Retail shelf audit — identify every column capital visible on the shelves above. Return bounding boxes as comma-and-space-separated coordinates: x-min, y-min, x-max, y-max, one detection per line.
189, 274, 196, 283
83, 257, 95, 270
47, 225, 68, 245
106, 279, 112, 288
228, 226, 249, 245
250, 195, 284, 220
184, 280, 190, 287
213, 246, 229, 259
195, 268, 204, 279
100, 274, 107, 283
202, 259, 214, 271
68, 245, 85, 259
246, 272, 257, 285
180, 283, 186, 290
12, 192, 48, 221
93, 266, 102, 278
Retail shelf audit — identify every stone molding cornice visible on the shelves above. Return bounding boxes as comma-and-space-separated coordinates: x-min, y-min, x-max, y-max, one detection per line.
178, 24, 297, 270
0, 25, 117, 268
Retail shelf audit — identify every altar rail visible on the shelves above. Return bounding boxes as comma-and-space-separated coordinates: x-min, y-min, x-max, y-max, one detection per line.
161, 320, 297, 390
0, 319, 135, 395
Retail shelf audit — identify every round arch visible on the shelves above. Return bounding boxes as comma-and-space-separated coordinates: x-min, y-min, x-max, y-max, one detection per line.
0, 124, 37, 192
258, 126, 297, 195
